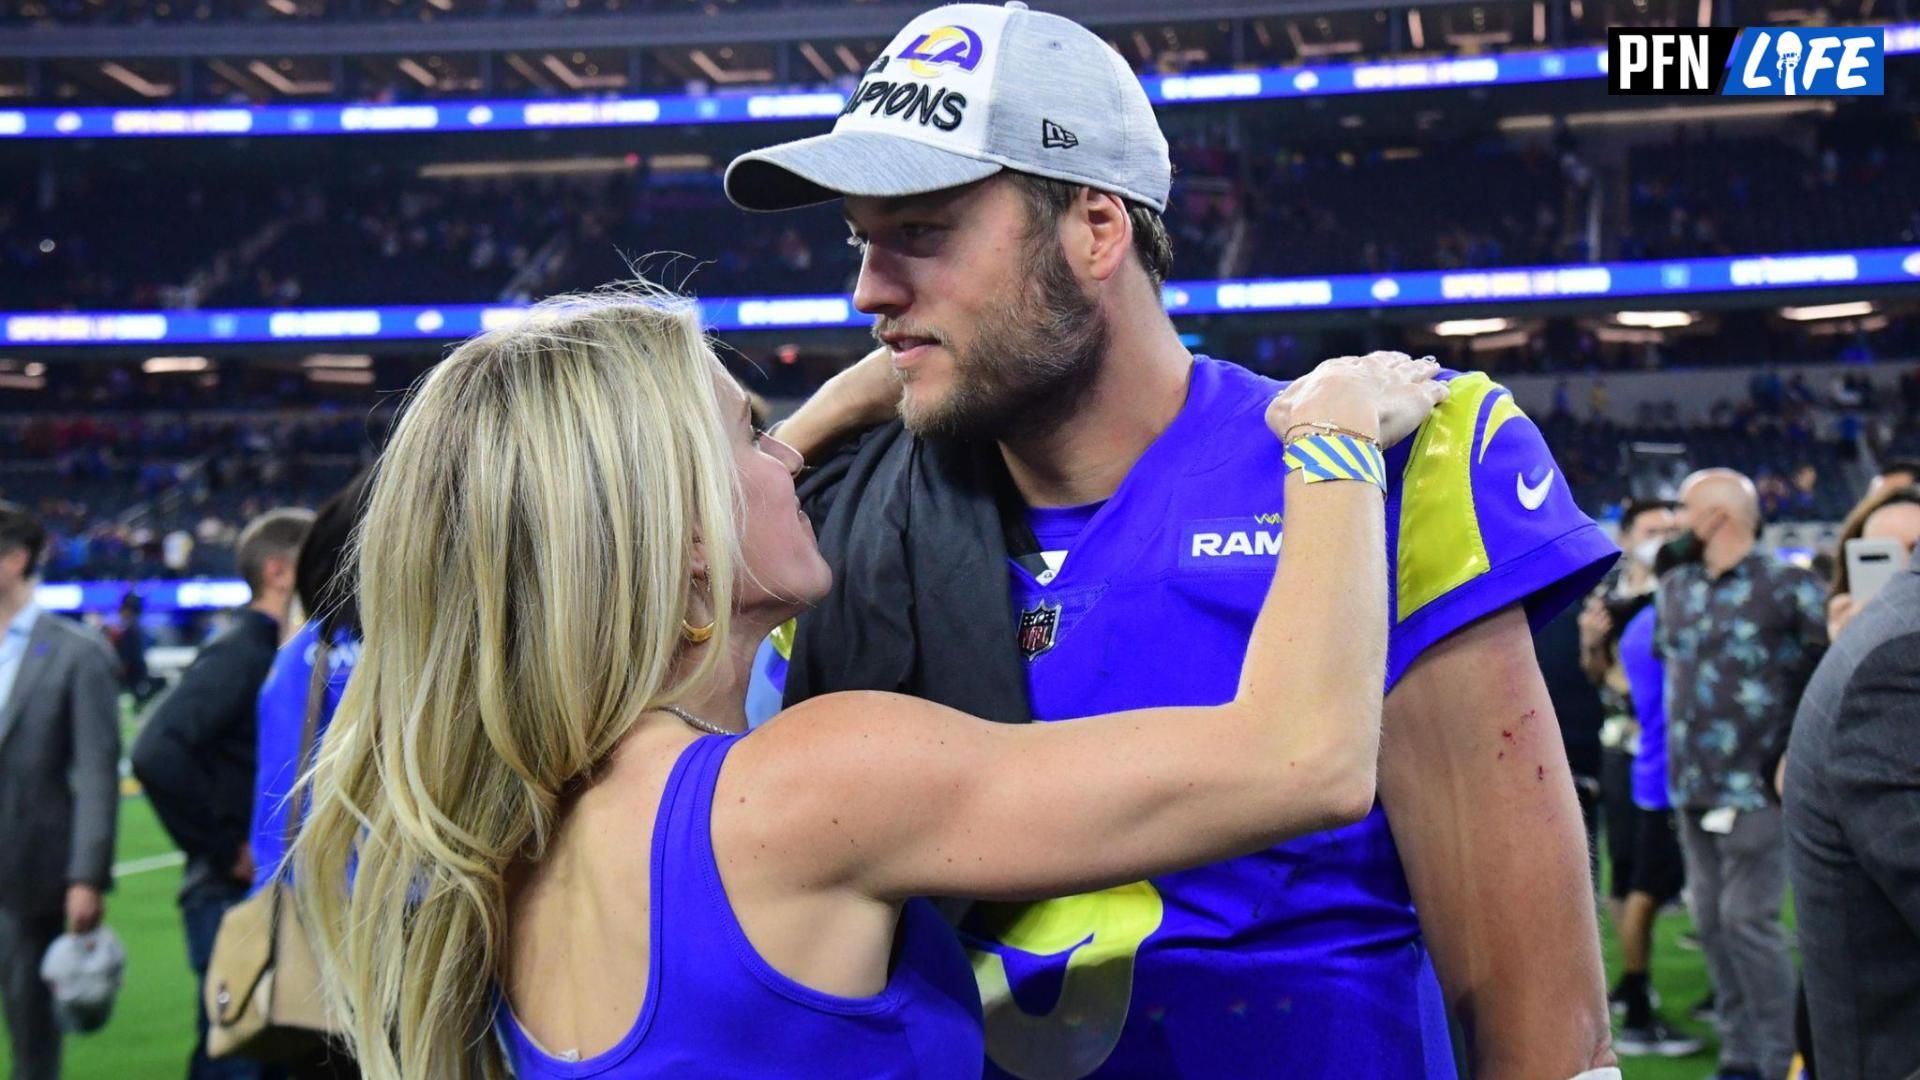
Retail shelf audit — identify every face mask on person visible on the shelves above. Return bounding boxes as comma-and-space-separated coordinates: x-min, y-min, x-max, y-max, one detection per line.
1631, 538, 1665, 567
1653, 531, 1701, 576
1655, 509, 1727, 575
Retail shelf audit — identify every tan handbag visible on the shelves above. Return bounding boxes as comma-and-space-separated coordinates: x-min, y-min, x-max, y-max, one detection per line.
204, 643, 345, 1060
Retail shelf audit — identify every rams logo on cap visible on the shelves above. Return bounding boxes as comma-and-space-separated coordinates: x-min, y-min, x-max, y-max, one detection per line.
899, 25, 985, 77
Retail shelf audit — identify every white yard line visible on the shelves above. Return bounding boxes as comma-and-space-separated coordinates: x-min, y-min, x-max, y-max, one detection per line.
113, 851, 186, 877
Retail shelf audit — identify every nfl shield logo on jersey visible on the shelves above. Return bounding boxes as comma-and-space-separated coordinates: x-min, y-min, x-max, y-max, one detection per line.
1017, 601, 1061, 660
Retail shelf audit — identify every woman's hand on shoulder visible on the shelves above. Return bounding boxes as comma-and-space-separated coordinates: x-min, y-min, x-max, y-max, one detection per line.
1266, 352, 1448, 449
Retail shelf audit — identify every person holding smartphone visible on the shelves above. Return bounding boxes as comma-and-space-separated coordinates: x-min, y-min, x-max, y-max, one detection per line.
1827, 485, 1920, 641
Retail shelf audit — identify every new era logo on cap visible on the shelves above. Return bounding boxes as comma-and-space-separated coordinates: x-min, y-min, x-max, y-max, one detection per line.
724, 1, 1172, 213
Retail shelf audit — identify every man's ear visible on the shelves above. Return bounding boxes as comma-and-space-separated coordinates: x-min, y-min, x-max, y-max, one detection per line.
1073, 189, 1134, 284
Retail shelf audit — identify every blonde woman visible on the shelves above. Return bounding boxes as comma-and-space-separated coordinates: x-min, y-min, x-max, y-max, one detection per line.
292, 289, 1446, 1079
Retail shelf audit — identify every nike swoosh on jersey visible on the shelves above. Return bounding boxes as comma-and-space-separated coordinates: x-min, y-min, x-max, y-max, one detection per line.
1517, 469, 1556, 511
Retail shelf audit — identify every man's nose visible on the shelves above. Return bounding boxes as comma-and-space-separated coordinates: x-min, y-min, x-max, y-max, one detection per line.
852, 245, 910, 317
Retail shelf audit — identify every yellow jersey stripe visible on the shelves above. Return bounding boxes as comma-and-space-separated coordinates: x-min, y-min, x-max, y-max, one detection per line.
1396, 373, 1499, 622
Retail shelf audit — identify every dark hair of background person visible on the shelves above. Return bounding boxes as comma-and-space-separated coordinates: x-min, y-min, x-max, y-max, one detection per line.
236, 508, 318, 594
296, 468, 376, 641
1877, 460, 1920, 487
1620, 498, 1678, 535
1830, 484, 1920, 599
1007, 172, 1176, 288
0, 500, 48, 572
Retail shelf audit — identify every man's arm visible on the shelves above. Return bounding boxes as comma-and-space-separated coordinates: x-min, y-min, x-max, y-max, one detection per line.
66, 636, 122, 930
1576, 595, 1613, 685
1379, 604, 1615, 1078
130, 638, 254, 867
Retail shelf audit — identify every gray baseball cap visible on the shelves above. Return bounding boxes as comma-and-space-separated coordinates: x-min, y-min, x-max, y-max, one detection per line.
725, 1, 1172, 213
40, 927, 126, 1034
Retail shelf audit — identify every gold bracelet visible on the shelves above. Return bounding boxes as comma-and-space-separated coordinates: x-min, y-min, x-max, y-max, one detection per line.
1282, 420, 1381, 448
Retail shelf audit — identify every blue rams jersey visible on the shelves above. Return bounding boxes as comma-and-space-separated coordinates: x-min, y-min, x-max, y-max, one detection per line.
753, 355, 1615, 1078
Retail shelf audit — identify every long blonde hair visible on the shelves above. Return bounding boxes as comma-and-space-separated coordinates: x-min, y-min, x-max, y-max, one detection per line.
291, 288, 742, 1079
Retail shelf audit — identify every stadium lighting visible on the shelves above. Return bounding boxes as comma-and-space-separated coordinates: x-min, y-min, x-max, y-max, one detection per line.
1501, 100, 1834, 131
649, 154, 715, 173
798, 43, 837, 82
302, 354, 372, 369
307, 369, 376, 386
1433, 318, 1511, 336
1468, 330, 1531, 353
687, 49, 773, 86
1779, 301, 1875, 321
397, 59, 440, 89
246, 61, 330, 97
143, 356, 210, 374
98, 63, 173, 100
24, 363, 45, 377
1613, 310, 1695, 328
419, 157, 636, 179
1801, 314, 1890, 336
1594, 325, 1666, 344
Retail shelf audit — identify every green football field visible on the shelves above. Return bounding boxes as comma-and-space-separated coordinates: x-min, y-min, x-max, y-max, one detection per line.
6, 794, 1760, 1079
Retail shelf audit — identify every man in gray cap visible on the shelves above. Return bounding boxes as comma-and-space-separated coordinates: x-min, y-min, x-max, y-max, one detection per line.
728, 4, 1619, 1077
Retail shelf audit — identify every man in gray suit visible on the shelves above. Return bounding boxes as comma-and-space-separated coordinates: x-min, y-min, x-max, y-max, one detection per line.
1786, 558, 1920, 1080
0, 502, 121, 1079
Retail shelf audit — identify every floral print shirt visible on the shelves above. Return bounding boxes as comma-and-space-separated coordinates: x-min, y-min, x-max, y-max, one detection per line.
1656, 551, 1828, 810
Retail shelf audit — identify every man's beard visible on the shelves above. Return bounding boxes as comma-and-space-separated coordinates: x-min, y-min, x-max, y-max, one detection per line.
890, 235, 1108, 444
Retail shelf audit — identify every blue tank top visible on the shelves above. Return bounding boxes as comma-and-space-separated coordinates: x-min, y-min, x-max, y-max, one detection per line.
495, 733, 984, 1078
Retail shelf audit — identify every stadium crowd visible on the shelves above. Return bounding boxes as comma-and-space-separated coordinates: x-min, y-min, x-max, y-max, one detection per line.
8, 114, 1916, 313
2, 343, 1914, 611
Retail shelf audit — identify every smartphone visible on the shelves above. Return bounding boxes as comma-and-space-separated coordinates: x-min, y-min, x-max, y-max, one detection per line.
1845, 537, 1908, 608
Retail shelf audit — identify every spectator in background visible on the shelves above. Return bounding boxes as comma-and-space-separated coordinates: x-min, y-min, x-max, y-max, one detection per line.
132, 508, 314, 1080
1657, 469, 1828, 1080
1827, 485, 1920, 640
250, 473, 371, 894
1784, 557, 1920, 1080
163, 528, 194, 574
1614, 545, 1703, 1057
1579, 500, 1699, 1055
1579, 504, 1669, 930
1536, 589, 1604, 890
1757, 470, 1791, 520
112, 589, 156, 705
0, 501, 120, 1080
1790, 464, 1821, 518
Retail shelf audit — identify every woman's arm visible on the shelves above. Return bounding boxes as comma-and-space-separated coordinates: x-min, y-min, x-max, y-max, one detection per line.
769, 346, 899, 461
726, 354, 1444, 904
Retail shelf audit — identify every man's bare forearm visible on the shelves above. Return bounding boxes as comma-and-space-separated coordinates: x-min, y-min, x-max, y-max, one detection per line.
1380, 607, 1616, 1078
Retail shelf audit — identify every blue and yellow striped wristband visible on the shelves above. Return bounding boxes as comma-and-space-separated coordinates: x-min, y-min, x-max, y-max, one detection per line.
1283, 432, 1387, 490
